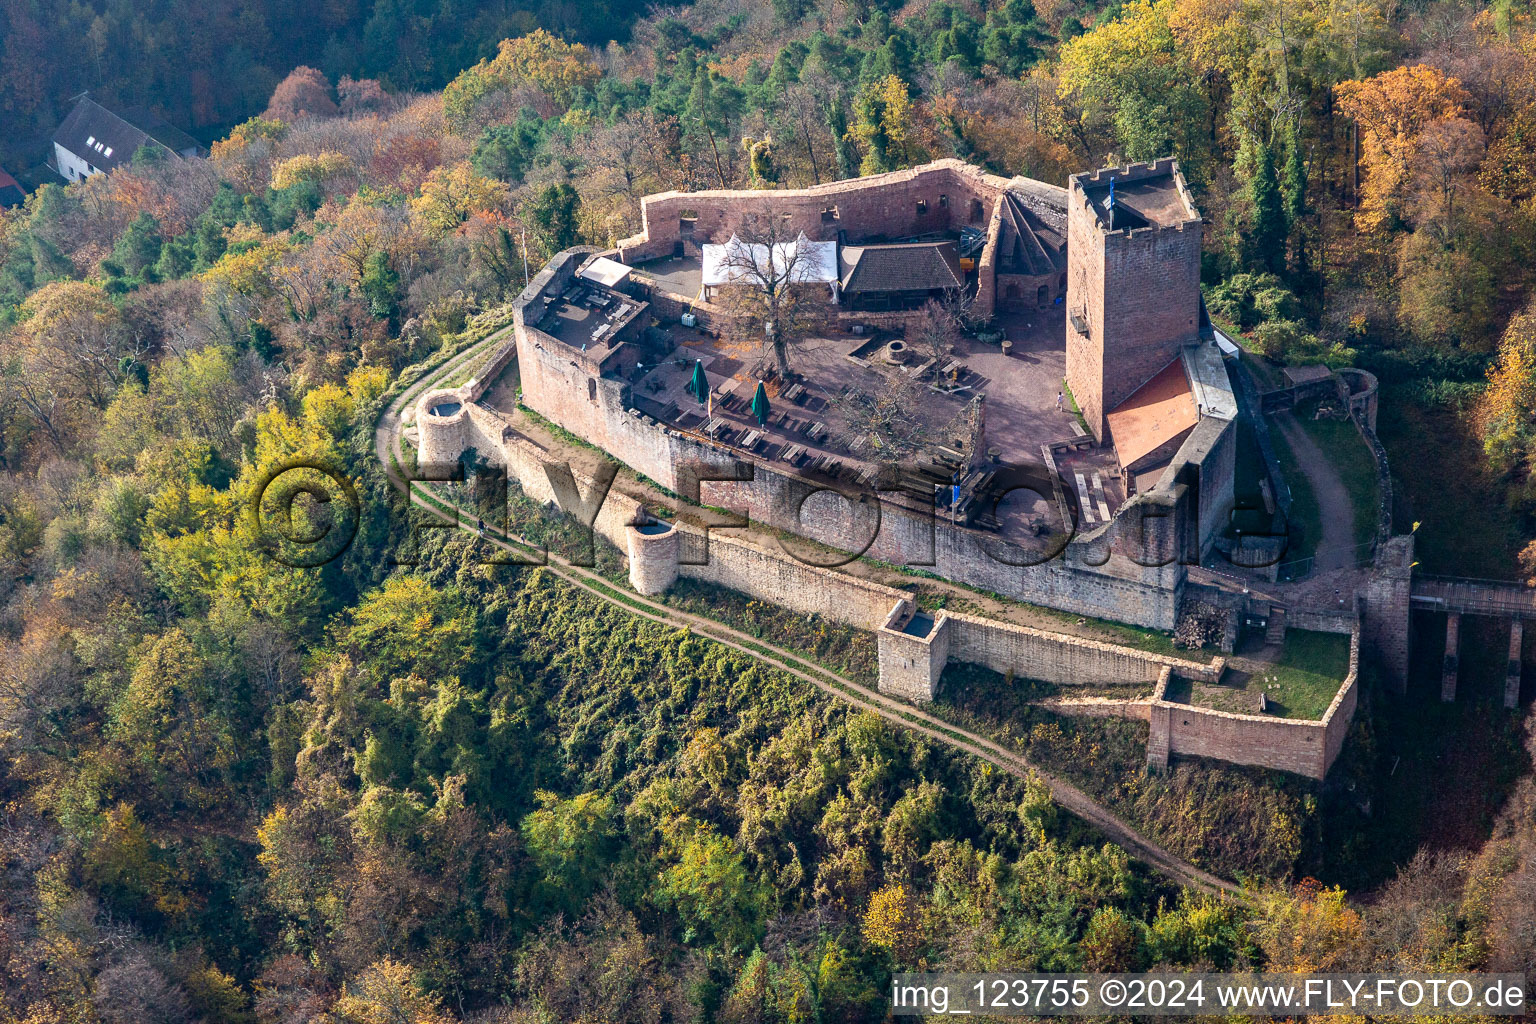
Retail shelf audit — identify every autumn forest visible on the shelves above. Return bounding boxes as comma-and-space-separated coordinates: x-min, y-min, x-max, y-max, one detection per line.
2, 0, 1536, 1020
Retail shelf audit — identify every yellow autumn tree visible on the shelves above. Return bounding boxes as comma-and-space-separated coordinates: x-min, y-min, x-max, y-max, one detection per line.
329, 959, 455, 1024
862, 882, 924, 963
1251, 881, 1365, 972
410, 163, 510, 235
269, 151, 356, 191
442, 29, 601, 132
849, 74, 918, 174
201, 237, 294, 297
208, 115, 288, 161
1478, 304, 1536, 476
209, 116, 290, 192
1335, 65, 1471, 231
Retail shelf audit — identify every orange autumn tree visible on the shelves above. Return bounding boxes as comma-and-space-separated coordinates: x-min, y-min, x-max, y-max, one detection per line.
1479, 304, 1536, 480
1335, 64, 1471, 231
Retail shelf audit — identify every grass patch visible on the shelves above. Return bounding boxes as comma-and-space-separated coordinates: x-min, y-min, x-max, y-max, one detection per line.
1060, 378, 1089, 435
1179, 629, 1351, 720
1266, 629, 1352, 716
1269, 414, 1324, 565
1295, 411, 1380, 549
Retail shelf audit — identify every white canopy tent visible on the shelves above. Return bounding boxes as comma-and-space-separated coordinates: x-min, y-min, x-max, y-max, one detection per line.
700, 233, 839, 302
579, 256, 635, 288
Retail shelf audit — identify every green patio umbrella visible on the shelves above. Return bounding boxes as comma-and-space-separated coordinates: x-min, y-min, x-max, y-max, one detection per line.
689, 359, 708, 405
751, 380, 770, 427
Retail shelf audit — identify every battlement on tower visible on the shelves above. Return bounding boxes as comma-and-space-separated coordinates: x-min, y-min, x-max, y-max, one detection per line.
1070, 159, 1201, 237
1066, 159, 1205, 443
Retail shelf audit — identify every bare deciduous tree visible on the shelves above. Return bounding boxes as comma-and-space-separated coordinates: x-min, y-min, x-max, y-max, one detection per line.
908, 298, 966, 366
845, 369, 940, 458
711, 213, 835, 378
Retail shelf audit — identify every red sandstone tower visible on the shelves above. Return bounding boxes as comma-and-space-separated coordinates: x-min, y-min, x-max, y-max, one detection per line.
1064, 160, 1203, 442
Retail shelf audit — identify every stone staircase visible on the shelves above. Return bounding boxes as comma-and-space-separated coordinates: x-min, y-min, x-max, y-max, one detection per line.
1265, 604, 1288, 646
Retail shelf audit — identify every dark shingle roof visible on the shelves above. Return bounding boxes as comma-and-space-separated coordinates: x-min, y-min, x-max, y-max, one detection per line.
839, 242, 964, 294
121, 107, 200, 155
52, 96, 198, 173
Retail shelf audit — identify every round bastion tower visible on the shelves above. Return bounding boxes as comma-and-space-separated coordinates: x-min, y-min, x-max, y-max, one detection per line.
414, 386, 472, 469
626, 518, 680, 596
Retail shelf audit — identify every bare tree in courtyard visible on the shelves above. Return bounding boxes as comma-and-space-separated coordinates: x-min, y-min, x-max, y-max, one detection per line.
845, 368, 964, 459
908, 297, 966, 366
710, 213, 836, 378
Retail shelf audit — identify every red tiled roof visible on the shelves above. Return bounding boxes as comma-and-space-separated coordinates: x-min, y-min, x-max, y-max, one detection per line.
1106, 357, 1197, 470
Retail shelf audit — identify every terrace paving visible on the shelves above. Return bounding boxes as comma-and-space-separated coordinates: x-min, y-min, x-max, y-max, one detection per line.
633, 255, 703, 298
617, 304, 1127, 545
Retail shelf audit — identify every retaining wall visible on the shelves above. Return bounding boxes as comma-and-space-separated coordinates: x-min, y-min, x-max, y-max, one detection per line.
1147, 628, 1360, 780
445, 403, 1356, 779
946, 611, 1223, 686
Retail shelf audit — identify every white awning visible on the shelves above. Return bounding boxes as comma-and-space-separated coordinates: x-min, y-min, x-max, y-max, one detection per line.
580, 256, 634, 288
701, 233, 838, 288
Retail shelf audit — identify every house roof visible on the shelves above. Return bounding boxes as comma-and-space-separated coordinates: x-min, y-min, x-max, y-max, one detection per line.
52, 96, 197, 174
1106, 357, 1198, 471
0, 167, 24, 208
701, 233, 838, 288
1081, 170, 1197, 231
995, 192, 1065, 277
839, 241, 964, 294
120, 107, 199, 155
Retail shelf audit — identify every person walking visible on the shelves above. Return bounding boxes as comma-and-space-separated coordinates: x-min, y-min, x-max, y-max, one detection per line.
1056, 390, 1064, 413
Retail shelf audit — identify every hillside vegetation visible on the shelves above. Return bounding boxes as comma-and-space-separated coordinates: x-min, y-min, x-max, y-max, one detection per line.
2, 0, 1536, 1016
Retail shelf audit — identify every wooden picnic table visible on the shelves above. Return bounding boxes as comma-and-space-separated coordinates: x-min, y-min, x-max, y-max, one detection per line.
807, 420, 827, 439
783, 382, 805, 402
741, 430, 762, 449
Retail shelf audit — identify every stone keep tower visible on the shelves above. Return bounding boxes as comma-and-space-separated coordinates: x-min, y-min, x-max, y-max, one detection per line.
1065, 160, 1203, 442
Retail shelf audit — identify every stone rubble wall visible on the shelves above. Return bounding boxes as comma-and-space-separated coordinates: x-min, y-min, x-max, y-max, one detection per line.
946, 610, 1223, 686
444, 400, 1359, 780
512, 296, 1190, 629
1147, 628, 1360, 780
616, 159, 1018, 261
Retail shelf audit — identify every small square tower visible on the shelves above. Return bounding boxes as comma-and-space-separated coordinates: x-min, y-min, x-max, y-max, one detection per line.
1065, 160, 1202, 442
